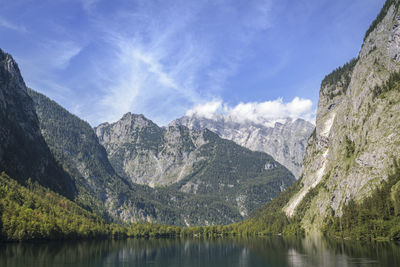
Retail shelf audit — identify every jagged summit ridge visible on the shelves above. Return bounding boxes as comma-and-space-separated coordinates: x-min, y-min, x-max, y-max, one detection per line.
171, 114, 314, 178
95, 111, 295, 220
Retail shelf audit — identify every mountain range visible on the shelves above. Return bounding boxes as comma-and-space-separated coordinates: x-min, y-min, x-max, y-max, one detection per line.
171, 115, 314, 178
1, 0, 398, 242
0, 52, 298, 227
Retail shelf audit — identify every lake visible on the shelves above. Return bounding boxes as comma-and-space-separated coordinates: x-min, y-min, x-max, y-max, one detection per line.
1, 236, 400, 266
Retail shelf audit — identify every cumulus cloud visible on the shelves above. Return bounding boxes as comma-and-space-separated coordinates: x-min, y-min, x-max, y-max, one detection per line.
186, 100, 226, 119
186, 97, 315, 125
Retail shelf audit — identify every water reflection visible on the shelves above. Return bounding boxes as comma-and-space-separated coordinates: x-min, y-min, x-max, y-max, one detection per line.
284, 236, 381, 267
0, 237, 399, 267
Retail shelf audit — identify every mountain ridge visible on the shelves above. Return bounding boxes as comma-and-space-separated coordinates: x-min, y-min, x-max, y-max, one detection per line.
22, 85, 296, 225
95, 111, 296, 219
171, 114, 314, 178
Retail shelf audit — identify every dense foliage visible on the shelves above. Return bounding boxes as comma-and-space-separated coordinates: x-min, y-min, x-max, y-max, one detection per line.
323, 160, 400, 241
2, 157, 400, 242
0, 172, 108, 241
321, 58, 358, 96
0, 172, 242, 241
345, 136, 356, 158
171, 130, 296, 213
0, 172, 222, 241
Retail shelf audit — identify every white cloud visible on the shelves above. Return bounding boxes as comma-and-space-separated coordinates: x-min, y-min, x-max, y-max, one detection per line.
93, 32, 205, 124
79, 0, 278, 126
186, 97, 315, 125
85, 4, 211, 125
186, 99, 225, 119
132, 49, 179, 89
286, 97, 313, 116
11, 0, 279, 127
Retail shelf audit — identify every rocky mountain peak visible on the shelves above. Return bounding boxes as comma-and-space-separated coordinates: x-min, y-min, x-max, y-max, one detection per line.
0, 49, 25, 90
171, 114, 314, 178
120, 112, 156, 129
95, 112, 162, 146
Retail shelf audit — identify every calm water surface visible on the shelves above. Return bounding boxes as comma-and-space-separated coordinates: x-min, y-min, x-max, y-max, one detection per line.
1, 236, 400, 267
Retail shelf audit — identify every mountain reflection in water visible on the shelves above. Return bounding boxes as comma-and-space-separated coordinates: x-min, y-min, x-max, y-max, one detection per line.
0, 236, 399, 267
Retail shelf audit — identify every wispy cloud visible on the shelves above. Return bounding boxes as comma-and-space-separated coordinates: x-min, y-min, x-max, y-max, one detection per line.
0, 0, 382, 128
14, 39, 84, 115
80, 0, 99, 13
0, 17, 26, 32
41, 40, 83, 69
81, 0, 277, 125
186, 97, 315, 125
244, 0, 273, 30
92, 29, 206, 124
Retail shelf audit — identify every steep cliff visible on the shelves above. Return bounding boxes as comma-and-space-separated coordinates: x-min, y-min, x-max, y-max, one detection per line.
241, 0, 400, 239
0, 49, 76, 198
283, 0, 400, 235
172, 115, 314, 179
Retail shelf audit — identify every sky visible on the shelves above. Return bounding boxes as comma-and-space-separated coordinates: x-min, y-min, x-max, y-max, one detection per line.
0, 0, 385, 126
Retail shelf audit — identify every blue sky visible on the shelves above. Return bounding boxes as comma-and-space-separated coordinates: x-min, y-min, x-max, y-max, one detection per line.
0, 0, 384, 126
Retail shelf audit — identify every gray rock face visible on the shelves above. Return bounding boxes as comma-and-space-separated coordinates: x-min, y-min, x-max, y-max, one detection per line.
0, 49, 76, 198
284, 3, 400, 234
171, 115, 314, 179
95, 113, 208, 187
